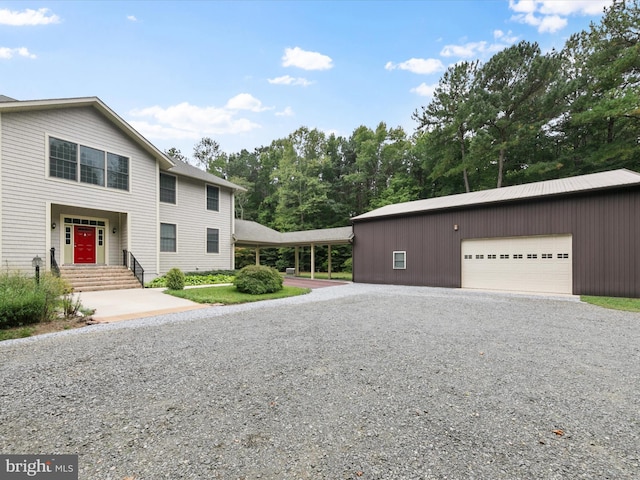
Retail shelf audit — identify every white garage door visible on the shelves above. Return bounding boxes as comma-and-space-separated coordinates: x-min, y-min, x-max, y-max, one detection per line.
461, 235, 572, 294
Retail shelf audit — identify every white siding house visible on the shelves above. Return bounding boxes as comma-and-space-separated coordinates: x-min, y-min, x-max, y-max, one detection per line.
0, 96, 244, 282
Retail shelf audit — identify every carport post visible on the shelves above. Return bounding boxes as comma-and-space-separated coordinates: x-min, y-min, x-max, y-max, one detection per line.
328, 245, 332, 279
310, 243, 315, 279
295, 246, 300, 276
255, 247, 260, 266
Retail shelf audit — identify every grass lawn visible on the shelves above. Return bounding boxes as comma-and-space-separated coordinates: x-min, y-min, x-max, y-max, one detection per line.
0, 316, 89, 342
166, 285, 311, 304
581, 295, 640, 312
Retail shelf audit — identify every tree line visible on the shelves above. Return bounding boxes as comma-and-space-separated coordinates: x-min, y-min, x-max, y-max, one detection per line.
167, 0, 639, 271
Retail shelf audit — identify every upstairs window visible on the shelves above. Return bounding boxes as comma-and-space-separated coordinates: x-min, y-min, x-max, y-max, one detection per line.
206, 185, 219, 211
49, 137, 128, 190
160, 173, 176, 204
49, 138, 78, 181
107, 153, 129, 190
80, 146, 105, 186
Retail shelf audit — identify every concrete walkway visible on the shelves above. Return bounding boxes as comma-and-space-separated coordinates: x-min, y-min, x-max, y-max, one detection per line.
75, 278, 349, 323
74, 288, 208, 323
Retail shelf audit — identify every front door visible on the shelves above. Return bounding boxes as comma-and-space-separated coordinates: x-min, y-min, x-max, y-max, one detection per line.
74, 226, 96, 264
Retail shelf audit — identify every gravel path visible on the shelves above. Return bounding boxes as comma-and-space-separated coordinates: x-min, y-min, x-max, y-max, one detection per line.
1, 284, 639, 479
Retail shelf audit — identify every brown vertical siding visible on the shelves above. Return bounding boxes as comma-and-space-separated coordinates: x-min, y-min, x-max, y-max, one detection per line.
352, 188, 640, 297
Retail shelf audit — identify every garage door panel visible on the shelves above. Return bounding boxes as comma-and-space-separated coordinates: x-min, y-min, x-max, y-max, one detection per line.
461, 235, 572, 294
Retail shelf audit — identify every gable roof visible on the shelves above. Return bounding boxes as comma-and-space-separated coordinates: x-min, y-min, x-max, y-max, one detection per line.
352, 169, 640, 222
234, 219, 353, 247
167, 157, 247, 192
0, 96, 175, 170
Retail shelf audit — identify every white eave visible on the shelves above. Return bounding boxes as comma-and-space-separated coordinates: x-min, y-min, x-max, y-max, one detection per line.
351, 169, 640, 222
0, 96, 175, 170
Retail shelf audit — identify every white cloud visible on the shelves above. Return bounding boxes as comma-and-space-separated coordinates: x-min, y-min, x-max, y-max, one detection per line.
494, 29, 518, 43
128, 100, 263, 140
127, 15, 138, 22
224, 93, 270, 112
440, 31, 518, 59
268, 75, 313, 86
275, 106, 294, 117
440, 41, 488, 58
0, 47, 36, 59
411, 82, 438, 98
282, 47, 333, 70
0, 7, 60, 26
509, 0, 611, 33
384, 58, 445, 75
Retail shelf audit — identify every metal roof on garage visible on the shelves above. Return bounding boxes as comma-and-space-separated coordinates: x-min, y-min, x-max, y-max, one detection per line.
234, 219, 353, 247
351, 169, 640, 222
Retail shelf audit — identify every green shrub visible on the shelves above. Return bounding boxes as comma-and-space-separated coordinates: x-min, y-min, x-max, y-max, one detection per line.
342, 257, 353, 273
146, 270, 235, 288
165, 267, 185, 290
0, 272, 68, 329
233, 265, 283, 295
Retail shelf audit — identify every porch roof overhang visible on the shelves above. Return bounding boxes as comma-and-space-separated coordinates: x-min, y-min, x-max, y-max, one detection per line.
233, 219, 353, 248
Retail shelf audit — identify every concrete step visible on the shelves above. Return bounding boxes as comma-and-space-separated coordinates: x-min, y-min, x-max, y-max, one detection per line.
60, 265, 143, 292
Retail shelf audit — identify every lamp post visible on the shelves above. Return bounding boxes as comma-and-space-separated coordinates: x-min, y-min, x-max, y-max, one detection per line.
32, 255, 43, 284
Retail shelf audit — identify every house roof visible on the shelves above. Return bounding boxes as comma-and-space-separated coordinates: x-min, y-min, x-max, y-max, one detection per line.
167, 157, 247, 192
0, 96, 175, 170
234, 219, 353, 247
0, 95, 246, 192
351, 169, 640, 222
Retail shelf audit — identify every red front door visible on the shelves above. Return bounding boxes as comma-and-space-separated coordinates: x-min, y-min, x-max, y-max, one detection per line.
74, 226, 96, 264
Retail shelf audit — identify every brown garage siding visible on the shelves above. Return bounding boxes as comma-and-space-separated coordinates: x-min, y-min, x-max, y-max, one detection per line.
352, 188, 640, 297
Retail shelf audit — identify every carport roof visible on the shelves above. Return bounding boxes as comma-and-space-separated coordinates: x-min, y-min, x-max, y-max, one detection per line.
351, 169, 640, 222
234, 219, 353, 247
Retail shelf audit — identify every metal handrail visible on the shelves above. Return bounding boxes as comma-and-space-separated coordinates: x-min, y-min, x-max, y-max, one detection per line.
123, 249, 145, 288
50, 247, 60, 277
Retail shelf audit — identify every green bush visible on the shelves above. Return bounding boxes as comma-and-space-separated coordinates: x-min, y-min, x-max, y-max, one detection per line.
233, 265, 283, 295
146, 270, 235, 288
342, 257, 353, 273
0, 272, 68, 329
165, 267, 186, 290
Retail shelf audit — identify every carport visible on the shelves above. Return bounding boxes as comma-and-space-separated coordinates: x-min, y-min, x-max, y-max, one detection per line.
233, 219, 353, 279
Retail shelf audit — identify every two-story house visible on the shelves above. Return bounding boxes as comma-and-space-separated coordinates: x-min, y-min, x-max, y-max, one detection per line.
0, 95, 244, 288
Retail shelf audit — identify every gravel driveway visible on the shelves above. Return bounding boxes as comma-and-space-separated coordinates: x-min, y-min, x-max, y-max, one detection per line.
1, 284, 638, 479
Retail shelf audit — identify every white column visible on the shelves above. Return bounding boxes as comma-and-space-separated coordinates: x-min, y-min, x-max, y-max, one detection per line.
310, 243, 315, 279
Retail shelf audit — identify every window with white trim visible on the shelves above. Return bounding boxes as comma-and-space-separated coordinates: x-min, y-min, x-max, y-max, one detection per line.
393, 251, 406, 270
160, 223, 177, 252
160, 173, 176, 204
49, 137, 129, 190
207, 228, 219, 253
206, 185, 219, 211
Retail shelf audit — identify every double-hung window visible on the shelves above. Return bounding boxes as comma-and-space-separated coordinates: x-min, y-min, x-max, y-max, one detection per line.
207, 228, 219, 254
160, 173, 176, 204
49, 137, 129, 190
206, 185, 219, 211
160, 223, 177, 252
393, 251, 406, 270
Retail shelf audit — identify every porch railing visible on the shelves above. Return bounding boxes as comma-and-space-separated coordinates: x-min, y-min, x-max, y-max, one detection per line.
50, 247, 60, 277
123, 250, 145, 288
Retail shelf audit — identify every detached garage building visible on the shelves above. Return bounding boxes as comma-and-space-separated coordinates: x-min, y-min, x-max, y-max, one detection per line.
351, 169, 640, 297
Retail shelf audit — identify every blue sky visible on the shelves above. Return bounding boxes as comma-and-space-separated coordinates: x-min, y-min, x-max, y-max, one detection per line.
0, 1, 612, 159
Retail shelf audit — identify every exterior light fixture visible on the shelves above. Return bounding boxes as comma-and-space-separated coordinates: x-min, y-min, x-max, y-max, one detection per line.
112, 227, 117, 234
51, 222, 56, 230
454, 224, 459, 231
